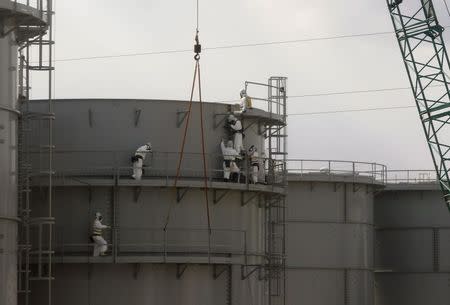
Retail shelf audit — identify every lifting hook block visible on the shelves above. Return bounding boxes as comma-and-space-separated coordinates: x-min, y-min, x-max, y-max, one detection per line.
194, 31, 201, 60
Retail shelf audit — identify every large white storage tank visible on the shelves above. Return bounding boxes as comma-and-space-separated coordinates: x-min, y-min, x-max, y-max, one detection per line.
286, 163, 386, 305
0, 25, 19, 305
0, 2, 51, 305
375, 180, 450, 305
27, 95, 287, 305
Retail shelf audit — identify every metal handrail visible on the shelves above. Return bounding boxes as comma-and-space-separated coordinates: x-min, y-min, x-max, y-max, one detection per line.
54, 227, 256, 262
28, 150, 286, 186
286, 159, 388, 184
13, 0, 46, 11
29, 150, 390, 185
386, 169, 438, 184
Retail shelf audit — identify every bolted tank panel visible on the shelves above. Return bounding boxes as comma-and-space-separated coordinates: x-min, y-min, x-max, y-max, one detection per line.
286, 178, 376, 305
375, 186, 450, 305
28, 99, 266, 166
0, 30, 18, 305
27, 98, 281, 305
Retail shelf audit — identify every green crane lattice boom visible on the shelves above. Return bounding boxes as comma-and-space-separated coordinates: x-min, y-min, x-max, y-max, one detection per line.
387, 0, 450, 210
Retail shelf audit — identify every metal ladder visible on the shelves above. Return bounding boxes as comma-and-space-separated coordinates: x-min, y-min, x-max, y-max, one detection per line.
16, 1, 55, 304
266, 77, 287, 305
242, 76, 287, 305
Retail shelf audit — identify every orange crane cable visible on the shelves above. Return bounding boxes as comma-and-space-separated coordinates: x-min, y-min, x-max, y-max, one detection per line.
174, 65, 197, 188
163, 2, 212, 261
197, 61, 212, 235
163, 61, 197, 232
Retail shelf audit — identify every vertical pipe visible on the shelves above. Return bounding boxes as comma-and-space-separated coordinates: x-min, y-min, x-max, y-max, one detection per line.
47, 1, 53, 304
112, 186, 117, 262
163, 229, 167, 263
24, 42, 31, 305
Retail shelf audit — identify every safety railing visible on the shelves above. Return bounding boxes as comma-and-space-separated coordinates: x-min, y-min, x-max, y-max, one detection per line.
386, 170, 438, 184
215, 79, 286, 119
286, 159, 387, 184
29, 151, 393, 185
245, 80, 286, 118
13, 0, 48, 11
28, 150, 285, 186
55, 227, 254, 263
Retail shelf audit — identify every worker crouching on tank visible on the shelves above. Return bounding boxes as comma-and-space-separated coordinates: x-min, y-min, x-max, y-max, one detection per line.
131, 142, 152, 180
235, 89, 252, 114
91, 212, 111, 257
248, 145, 260, 184
221, 139, 240, 182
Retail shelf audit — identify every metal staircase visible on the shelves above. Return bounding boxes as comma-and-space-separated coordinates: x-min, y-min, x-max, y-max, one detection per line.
16, 1, 55, 304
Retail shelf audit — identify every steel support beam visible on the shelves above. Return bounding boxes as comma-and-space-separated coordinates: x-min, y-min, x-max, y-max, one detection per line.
176, 264, 188, 279
213, 189, 230, 205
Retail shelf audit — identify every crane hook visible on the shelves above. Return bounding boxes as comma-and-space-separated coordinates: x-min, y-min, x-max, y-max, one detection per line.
194, 30, 201, 61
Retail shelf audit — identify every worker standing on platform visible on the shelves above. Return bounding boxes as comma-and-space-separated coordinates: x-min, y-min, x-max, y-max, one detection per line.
91, 212, 110, 257
248, 145, 259, 184
221, 139, 240, 182
227, 115, 244, 154
131, 142, 152, 180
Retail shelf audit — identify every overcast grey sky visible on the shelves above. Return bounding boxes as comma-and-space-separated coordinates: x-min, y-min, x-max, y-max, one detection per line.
31, 0, 450, 170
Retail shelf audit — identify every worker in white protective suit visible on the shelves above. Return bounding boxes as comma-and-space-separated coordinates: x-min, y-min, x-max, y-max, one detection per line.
235, 89, 252, 114
91, 212, 111, 257
227, 115, 244, 154
221, 139, 240, 182
248, 145, 259, 184
131, 142, 152, 180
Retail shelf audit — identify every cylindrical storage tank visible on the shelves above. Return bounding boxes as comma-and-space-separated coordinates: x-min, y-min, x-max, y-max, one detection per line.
286, 165, 385, 305
375, 183, 450, 305
0, 2, 51, 304
0, 29, 18, 305
27, 99, 283, 305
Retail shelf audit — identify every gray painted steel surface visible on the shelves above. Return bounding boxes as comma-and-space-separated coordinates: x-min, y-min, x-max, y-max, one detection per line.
28, 99, 267, 178
375, 185, 450, 305
29, 264, 265, 305
27, 99, 273, 305
286, 177, 376, 305
0, 30, 18, 305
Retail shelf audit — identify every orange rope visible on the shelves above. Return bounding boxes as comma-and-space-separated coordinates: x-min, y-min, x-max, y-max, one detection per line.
173, 62, 198, 188
163, 61, 198, 232
164, 4, 212, 255
197, 62, 212, 234
164, 59, 212, 238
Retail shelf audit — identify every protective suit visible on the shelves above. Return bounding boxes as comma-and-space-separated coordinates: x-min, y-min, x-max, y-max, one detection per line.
228, 115, 244, 153
91, 212, 110, 257
221, 140, 240, 182
236, 89, 252, 114
131, 142, 152, 180
248, 145, 259, 184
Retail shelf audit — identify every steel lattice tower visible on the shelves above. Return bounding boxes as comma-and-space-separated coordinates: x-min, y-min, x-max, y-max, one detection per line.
387, 0, 450, 209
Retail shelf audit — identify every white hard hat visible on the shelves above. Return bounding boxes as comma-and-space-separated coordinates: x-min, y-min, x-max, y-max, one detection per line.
228, 114, 236, 121
95, 212, 102, 218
